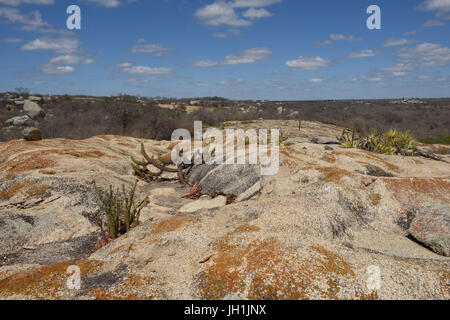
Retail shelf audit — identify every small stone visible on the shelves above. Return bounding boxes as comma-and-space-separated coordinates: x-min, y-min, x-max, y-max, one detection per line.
21, 127, 42, 141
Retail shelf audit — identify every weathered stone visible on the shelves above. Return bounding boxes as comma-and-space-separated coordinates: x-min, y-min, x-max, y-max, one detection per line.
23, 100, 45, 119
190, 164, 261, 196
179, 195, 227, 213
311, 136, 341, 144
21, 127, 42, 141
28, 96, 42, 102
236, 181, 261, 202
408, 205, 450, 257
5, 115, 34, 127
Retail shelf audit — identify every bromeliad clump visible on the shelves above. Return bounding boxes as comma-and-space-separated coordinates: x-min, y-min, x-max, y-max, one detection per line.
339, 128, 417, 155
91, 179, 149, 243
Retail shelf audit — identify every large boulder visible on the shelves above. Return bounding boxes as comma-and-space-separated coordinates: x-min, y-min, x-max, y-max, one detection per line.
5, 115, 34, 127
407, 205, 450, 257
23, 100, 45, 119
188, 164, 261, 196
21, 127, 42, 141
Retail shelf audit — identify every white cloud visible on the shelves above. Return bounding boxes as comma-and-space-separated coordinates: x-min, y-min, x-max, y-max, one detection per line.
285, 56, 330, 71
418, 0, 450, 15
21, 37, 79, 53
223, 47, 271, 64
315, 33, 363, 45
309, 78, 325, 83
49, 54, 94, 65
195, 2, 251, 27
42, 64, 75, 74
117, 62, 173, 75
193, 47, 271, 67
0, 7, 49, 30
130, 42, 172, 56
85, 0, 122, 8
397, 42, 450, 67
0, 0, 53, 5
242, 8, 272, 19
194, 0, 280, 27
383, 38, 414, 47
192, 60, 220, 67
347, 49, 380, 58
423, 19, 446, 26
126, 78, 154, 83
231, 0, 281, 7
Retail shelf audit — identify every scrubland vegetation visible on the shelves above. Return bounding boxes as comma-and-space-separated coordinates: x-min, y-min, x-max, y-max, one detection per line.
1, 93, 449, 143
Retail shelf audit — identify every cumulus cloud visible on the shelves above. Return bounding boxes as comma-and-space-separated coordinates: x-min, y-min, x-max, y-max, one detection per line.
347, 49, 380, 58
85, 0, 122, 8
21, 37, 79, 53
192, 60, 220, 67
383, 38, 415, 47
194, 0, 280, 27
192, 47, 272, 67
418, 0, 450, 15
195, 2, 251, 27
0, 7, 49, 31
242, 8, 272, 19
117, 62, 173, 75
397, 42, 450, 67
0, 0, 53, 5
223, 47, 271, 64
315, 33, 363, 45
285, 56, 330, 71
423, 19, 446, 26
309, 78, 325, 83
41, 64, 75, 74
130, 40, 172, 57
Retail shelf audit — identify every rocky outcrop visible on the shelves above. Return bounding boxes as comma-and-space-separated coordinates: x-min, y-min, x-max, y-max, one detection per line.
2, 99, 45, 141
0, 121, 448, 300
23, 100, 45, 120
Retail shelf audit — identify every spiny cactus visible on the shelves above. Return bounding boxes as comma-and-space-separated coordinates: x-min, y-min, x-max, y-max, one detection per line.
92, 179, 148, 241
131, 142, 191, 184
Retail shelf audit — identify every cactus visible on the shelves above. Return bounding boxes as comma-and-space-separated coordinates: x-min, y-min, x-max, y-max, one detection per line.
92, 179, 149, 240
131, 142, 190, 184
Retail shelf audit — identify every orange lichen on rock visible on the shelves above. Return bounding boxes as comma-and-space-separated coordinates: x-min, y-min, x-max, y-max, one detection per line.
150, 216, 200, 235
198, 225, 358, 300
0, 151, 58, 174
333, 150, 399, 171
316, 167, 354, 185
0, 260, 101, 299
382, 177, 450, 203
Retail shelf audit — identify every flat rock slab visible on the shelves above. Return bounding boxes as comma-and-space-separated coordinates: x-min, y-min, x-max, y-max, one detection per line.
179, 195, 227, 213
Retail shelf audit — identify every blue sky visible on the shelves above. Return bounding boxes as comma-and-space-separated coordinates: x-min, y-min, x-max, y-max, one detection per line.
0, 0, 449, 100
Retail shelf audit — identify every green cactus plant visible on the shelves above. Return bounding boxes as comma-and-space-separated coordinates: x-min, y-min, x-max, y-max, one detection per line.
92, 179, 148, 240
131, 142, 188, 184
